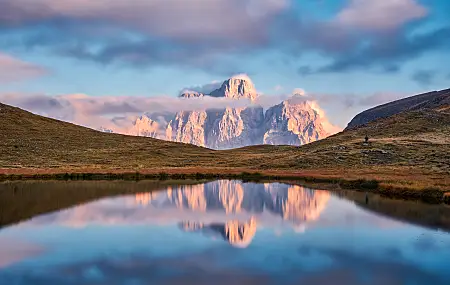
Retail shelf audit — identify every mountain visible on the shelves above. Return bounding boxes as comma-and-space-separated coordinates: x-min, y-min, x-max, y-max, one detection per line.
167, 110, 209, 146
179, 91, 204, 98
133, 75, 329, 149
264, 98, 327, 145
128, 115, 160, 138
209, 76, 258, 100
167, 76, 265, 149
1, 86, 449, 193
98, 127, 114, 133
347, 88, 450, 129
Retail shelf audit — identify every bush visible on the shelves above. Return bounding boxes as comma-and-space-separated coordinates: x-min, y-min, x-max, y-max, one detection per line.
158, 172, 169, 180
360, 179, 379, 190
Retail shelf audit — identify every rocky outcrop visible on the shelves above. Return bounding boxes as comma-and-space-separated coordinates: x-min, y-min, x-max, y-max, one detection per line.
179, 91, 204, 98
210, 76, 258, 100
346, 88, 450, 129
166, 111, 208, 146
264, 99, 328, 146
98, 127, 114, 133
206, 107, 264, 149
128, 115, 160, 138
166, 76, 265, 149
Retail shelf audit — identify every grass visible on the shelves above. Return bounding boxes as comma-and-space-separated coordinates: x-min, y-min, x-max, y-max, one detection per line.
0, 102, 449, 202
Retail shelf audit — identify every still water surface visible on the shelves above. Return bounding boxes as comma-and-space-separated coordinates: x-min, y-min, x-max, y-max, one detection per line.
0, 180, 449, 285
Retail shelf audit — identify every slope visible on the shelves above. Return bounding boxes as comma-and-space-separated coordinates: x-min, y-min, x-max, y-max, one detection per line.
1, 100, 449, 194
346, 88, 450, 129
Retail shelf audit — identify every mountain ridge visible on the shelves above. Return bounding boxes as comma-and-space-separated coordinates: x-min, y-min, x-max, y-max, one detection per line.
346, 88, 450, 129
121, 75, 329, 149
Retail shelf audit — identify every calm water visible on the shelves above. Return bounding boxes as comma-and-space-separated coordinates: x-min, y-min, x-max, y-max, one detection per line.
0, 180, 449, 285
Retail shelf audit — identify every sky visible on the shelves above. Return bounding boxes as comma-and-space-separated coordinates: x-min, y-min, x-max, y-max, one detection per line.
0, 0, 449, 129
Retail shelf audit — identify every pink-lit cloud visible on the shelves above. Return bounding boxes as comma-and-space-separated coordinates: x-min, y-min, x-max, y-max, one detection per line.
0, 52, 47, 83
0, 86, 344, 136
336, 0, 427, 31
0, 237, 44, 268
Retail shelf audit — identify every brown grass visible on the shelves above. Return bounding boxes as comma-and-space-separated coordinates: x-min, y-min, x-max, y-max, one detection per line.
1, 102, 449, 195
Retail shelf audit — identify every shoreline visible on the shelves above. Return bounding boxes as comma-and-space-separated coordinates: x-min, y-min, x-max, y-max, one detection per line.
1, 168, 449, 205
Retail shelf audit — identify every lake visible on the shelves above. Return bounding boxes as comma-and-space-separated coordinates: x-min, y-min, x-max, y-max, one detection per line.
0, 180, 449, 285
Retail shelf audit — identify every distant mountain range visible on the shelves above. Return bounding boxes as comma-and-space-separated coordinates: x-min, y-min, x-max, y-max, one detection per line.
101, 76, 329, 149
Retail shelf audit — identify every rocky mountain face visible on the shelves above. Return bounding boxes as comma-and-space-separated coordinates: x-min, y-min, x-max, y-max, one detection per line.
264, 99, 327, 145
346, 88, 450, 129
168, 76, 265, 149
210, 76, 258, 100
118, 76, 329, 149
128, 115, 160, 137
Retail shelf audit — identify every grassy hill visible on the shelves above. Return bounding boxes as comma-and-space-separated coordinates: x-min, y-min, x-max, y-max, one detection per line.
346, 88, 450, 128
1, 100, 449, 198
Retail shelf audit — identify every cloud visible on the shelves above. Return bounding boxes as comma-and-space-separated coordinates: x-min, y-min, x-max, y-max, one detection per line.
0, 52, 47, 82
356, 92, 408, 107
180, 81, 223, 96
0, 0, 289, 74
0, 92, 258, 133
315, 25, 450, 74
335, 0, 427, 31
274, 85, 283, 92
0, 0, 444, 75
0, 237, 44, 269
0, 83, 342, 136
411, 70, 435, 86
0, 0, 288, 41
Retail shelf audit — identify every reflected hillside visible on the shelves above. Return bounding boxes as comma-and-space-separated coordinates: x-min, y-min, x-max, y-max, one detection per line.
138, 180, 330, 226
0, 180, 203, 228
336, 190, 450, 231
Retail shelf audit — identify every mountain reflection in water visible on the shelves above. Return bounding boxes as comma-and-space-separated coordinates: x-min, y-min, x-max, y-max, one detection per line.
133, 181, 329, 246
0, 180, 449, 285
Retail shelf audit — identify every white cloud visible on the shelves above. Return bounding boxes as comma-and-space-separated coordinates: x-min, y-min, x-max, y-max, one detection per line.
336, 0, 427, 31
0, 52, 47, 83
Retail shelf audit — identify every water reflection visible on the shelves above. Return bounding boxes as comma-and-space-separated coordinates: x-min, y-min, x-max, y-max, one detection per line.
0, 180, 449, 285
179, 218, 257, 248
132, 181, 330, 246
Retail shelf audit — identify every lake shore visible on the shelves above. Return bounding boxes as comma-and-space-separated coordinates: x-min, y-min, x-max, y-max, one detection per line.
1, 167, 449, 205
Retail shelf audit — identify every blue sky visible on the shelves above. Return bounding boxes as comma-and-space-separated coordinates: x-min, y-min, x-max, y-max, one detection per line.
0, 0, 449, 128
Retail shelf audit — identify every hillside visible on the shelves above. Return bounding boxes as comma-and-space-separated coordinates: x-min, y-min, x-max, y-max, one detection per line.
346, 88, 450, 129
1, 98, 449, 194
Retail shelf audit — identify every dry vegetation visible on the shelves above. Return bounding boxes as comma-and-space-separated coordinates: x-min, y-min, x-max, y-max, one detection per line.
1, 102, 449, 199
